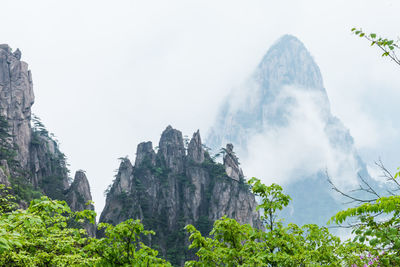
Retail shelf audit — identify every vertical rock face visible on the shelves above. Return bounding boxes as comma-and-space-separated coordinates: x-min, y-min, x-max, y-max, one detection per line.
187, 130, 204, 164
0, 45, 94, 234
135, 141, 156, 167
0, 44, 70, 197
65, 171, 95, 237
0, 44, 34, 168
66, 171, 94, 212
99, 158, 137, 225
158, 125, 186, 173
100, 126, 262, 266
29, 132, 70, 199
223, 143, 243, 181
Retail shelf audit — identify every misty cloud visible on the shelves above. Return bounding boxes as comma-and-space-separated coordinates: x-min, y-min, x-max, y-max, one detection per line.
242, 86, 361, 189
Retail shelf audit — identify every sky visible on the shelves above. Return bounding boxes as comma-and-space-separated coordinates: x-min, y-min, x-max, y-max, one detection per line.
1, 0, 400, 217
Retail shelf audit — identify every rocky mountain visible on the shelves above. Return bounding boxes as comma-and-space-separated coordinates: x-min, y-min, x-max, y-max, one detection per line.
0, 44, 94, 233
100, 126, 262, 266
207, 35, 372, 226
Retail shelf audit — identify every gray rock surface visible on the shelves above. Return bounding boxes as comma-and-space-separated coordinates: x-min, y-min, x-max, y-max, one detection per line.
223, 143, 243, 181
66, 171, 94, 211
100, 126, 262, 265
158, 125, 186, 174
66, 171, 95, 237
0, 44, 34, 168
134, 141, 156, 167
0, 45, 94, 221
187, 130, 204, 164
29, 133, 70, 198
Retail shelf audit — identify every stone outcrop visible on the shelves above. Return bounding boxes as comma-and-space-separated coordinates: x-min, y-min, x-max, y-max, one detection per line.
187, 130, 204, 164
223, 143, 243, 181
100, 126, 262, 266
0, 44, 34, 168
66, 171, 95, 236
134, 141, 156, 167
29, 132, 70, 200
0, 45, 94, 234
66, 171, 94, 212
158, 125, 186, 173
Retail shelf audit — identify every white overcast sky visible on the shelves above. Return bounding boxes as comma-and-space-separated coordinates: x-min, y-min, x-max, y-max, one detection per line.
1, 0, 400, 216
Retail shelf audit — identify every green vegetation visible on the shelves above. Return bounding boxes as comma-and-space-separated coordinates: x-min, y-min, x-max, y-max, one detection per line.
185, 177, 344, 266
0, 114, 42, 203
31, 115, 70, 201
8, 170, 42, 203
3, 174, 400, 266
2, 28, 400, 266
0, 185, 168, 266
351, 28, 399, 66
0, 115, 17, 167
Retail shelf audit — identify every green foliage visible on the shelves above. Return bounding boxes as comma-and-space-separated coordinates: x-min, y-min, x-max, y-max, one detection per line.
201, 155, 227, 180
185, 216, 267, 266
5, 174, 400, 266
248, 177, 291, 231
8, 170, 42, 203
0, 196, 97, 266
330, 195, 400, 265
93, 219, 171, 266
0, 184, 17, 213
351, 28, 400, 66
185, 179, 343, 266
0, 190, 171, 266
31, 114, 50, 139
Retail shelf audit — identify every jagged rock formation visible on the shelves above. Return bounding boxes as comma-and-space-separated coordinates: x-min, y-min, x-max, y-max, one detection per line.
66, 171, 95, 236
223, 143, 243, 181
0, 45, 94, 228
100, 126, 262, 266
207, 35, 372, 226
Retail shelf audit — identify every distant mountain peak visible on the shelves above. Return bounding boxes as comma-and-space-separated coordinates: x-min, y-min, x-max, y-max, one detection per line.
206, 34, 371, 226
255, 34, 324, 91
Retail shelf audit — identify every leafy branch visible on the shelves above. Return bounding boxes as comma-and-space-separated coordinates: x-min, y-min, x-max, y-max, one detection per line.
352, 28, 400, 66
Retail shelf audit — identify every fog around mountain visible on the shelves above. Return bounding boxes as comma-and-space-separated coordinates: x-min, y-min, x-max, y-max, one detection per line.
207, 35, 372, 225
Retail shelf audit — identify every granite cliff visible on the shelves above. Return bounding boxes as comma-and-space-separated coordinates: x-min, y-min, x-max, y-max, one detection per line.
100, 126, 262, 265
0, 45, 94, 233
